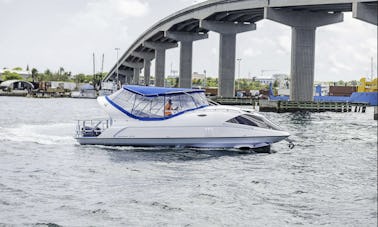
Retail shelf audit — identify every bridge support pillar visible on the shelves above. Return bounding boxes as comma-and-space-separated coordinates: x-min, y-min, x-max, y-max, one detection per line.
132, 51, 155, 86
166, 31, 208, 88
143, 60, 151, 85
133, 68, 141, 85
200, 20, 256, 97
179, 41, 193, 88
155, 49, 166, 87
143, 42, 178, 87
122, 61, 144, 85
265, 8, 343, 101
127, 71, 133, 85
119, 75, 126, 86
219, 33, 236, 97
126, 75, 132, 85
353, 2, 378, 25
119, 69, 133, 85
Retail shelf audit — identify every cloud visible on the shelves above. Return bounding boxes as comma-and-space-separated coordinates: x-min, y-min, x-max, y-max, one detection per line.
74, 0, 149, 28
277, 35, 291, 54
61, 0, 150, 42
116, 0, 150, 17
40, 0, 150, 73
315, 12, 377, 80
0, 0, 12, 4
243, 48, 262, 57
179, 0, 207, 4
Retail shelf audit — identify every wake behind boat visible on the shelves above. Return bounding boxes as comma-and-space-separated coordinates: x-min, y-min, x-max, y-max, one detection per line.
75, 85, 291, 150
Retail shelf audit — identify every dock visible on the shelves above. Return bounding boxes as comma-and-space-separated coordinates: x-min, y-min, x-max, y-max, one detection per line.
0, 91, 28, 97
259, 100, 368, 113
209, 97, 257, 106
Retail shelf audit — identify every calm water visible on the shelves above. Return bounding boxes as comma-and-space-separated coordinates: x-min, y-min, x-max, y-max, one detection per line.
0, 97, 376, 226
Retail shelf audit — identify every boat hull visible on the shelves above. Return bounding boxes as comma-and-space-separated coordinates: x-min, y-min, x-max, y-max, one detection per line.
76, 136, 288, 149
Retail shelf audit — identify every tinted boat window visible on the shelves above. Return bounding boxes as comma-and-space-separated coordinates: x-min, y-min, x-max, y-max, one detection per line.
226, 115, 258, 127
244, 114, 282, 130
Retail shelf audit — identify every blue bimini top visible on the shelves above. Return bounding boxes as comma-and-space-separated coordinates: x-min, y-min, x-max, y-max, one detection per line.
123, 85, 205, 97
106, 85, 209, 121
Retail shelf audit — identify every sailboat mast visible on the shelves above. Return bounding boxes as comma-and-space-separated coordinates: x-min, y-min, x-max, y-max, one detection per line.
93, 53, 96, 76
101, 54, 104, 75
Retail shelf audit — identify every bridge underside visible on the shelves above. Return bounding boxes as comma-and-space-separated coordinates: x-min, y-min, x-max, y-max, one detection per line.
104, 0, 377, 101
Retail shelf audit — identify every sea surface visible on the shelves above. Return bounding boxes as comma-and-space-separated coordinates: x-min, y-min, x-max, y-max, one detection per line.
0, 96, 376, 226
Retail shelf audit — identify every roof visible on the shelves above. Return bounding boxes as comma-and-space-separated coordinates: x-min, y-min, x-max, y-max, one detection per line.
124, 85, 204, 97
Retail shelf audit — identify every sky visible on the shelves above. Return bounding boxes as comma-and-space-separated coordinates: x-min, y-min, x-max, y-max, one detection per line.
0, 0, 377, 82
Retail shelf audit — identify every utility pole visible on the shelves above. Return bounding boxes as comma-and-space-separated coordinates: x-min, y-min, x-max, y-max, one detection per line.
371, 57, 374, 81
236, 58, 242, 90
115, 48, 120, 88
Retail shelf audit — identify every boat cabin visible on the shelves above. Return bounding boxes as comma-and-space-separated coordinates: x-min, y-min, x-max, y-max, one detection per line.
106, 85, 209, 120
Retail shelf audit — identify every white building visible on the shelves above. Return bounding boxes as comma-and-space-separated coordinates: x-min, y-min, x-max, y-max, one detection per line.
192, 72, 206, 80
0, 69, 31, 80
255, 77, 274, 85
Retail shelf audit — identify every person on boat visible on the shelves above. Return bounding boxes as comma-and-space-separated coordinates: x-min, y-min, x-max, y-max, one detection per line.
164, 99, 173, 116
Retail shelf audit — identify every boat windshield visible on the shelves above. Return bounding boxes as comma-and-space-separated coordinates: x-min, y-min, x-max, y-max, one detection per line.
106, 87, 209, 120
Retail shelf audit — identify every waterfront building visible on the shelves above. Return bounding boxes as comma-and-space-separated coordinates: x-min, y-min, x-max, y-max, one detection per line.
192, 72, 206, 80
0, 69, 31, 80
255, 77, 275, 86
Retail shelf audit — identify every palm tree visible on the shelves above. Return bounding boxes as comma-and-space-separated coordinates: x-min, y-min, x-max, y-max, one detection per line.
31, 68, 38, 82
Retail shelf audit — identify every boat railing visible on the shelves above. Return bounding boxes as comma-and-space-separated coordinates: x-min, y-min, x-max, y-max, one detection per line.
76, 118, 112, 138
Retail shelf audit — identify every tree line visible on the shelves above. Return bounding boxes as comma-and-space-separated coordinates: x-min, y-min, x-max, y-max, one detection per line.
167, 77, 269, 90
1, 66, 359, 90
0, 67, 105, 85
1, 67, 268, 90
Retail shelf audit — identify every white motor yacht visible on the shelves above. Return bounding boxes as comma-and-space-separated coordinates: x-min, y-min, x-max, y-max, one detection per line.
75, 85, 291, 150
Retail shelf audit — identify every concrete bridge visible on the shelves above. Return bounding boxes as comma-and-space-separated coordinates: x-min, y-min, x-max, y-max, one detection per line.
103, 0, 377, 101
